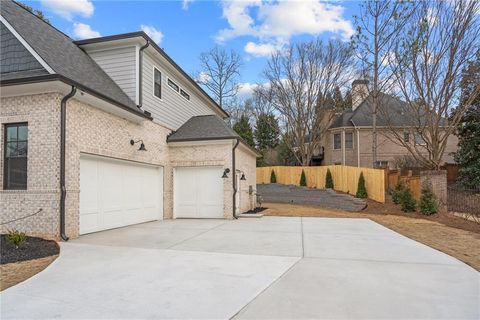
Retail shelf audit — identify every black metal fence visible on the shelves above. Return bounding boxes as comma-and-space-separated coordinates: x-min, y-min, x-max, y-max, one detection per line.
447, 185, 480, 221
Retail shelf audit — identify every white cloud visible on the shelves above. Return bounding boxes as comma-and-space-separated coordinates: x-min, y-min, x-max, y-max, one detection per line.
244, 42, 277, 57
196, 71, 211, 84
182, 0, 194, 10
237, 82, 259, 99
141, 25, 163, 44
73, 22, 100, 39
217, 0, 354, 56
41, 0, 94, 20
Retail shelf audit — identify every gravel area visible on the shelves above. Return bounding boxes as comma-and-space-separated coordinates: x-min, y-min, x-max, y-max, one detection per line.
257, 183, 366, 211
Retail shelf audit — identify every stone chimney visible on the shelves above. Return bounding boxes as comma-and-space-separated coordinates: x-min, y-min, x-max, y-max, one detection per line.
351, 79, 369, 111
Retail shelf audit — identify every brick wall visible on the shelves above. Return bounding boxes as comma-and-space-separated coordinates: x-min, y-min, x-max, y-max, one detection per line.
420, 170, 447, 209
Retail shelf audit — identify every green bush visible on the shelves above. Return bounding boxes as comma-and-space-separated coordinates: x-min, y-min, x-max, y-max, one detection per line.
325, 169, 334, 189
419, 185, 438, 215
399, 188, 417, 212
6, 229, 26, 248
392, 181, 406, 204
270, 170, 277, 183
300, 170, 307, 187
356, 172, 368, 198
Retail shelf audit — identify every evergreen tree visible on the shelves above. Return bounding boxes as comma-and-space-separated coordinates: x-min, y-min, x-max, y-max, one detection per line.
454, 52, 480, 189
270, 170, 277, 183
233, 115, 255, 147
343, 90, 352, 110
254, 113, 280, 151
325, 169, 334, 189
332, 86, 345, 110
356, 172, 368, 198
419, 185, 438, 215
300, 170, 307, 187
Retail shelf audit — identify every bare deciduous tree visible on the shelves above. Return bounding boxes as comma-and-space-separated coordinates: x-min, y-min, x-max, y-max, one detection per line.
196, 46, 242, 108
354, 0, 416, 167
384, 0, 480, 169
259, 38, 355, 166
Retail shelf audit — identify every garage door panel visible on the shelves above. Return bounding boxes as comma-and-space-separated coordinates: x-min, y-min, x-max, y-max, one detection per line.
80, 155, 163, 235
174, 167, 224, 219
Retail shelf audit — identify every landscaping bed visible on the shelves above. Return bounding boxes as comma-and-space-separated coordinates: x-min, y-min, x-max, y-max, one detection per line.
264, 202, 480, 271
1, 235, 59, 291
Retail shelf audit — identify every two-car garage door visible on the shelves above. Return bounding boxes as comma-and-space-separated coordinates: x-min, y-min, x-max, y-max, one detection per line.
79, 155, 163, 235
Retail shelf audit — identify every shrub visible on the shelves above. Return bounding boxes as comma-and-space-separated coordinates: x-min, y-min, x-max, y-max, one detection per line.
6, 229, 26, 248
419, 185, 438, 215
325, 169, 334, 189
300, 170, 307, 186
270, 170, 277, 183
356, 172, 368, 198
399, 188, 417, 212
392, 181, 406, 204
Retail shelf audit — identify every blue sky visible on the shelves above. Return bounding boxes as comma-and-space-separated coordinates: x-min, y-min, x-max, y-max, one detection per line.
25, 0, 361, 98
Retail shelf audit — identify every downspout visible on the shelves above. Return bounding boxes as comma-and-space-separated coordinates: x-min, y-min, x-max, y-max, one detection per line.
60, 86, 77, 241
232, 139, 240, 219
351, 120, 360, 167
138, 40, 150, 107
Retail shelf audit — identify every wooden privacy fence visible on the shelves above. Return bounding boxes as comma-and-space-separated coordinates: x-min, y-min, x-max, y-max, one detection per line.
257, 165, 385, 203
386, 169, 421, 200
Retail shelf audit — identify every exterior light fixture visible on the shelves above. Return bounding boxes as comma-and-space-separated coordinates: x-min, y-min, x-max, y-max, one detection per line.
130, 139, 147, 151
222, 168, 230, 178
240, 173, 246, 181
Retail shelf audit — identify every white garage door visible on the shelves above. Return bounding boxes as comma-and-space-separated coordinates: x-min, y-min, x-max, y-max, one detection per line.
174, 166, 224, 218
80, 155, 163, 234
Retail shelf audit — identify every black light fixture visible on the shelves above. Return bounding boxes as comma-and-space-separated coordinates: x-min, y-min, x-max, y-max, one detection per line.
222, 168, 230, 178
130, 139, 147, 151
240, 173, 246, 181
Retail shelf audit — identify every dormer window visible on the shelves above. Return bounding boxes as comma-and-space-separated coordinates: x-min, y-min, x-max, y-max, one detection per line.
153, 68, 162, 99
180, 89, 190, 101
168, 78, 179, 92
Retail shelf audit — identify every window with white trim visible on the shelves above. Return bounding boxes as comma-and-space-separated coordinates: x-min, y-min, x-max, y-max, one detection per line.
168, 78, 179, 92
153, 68, 162, 99
180, 89, 190, 101
345, 132, 353, 149
333, 133, 341, 150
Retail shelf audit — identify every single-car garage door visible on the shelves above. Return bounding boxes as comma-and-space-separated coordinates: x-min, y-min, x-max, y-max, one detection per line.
174, 166, 224, 218
80, 155, 163, 234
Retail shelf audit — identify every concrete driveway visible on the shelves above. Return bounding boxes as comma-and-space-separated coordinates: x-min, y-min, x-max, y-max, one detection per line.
1, 217, 478, 319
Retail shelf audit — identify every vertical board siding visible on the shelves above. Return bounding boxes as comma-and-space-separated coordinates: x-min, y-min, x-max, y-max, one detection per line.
88, 46, 137, 101
142, 52, 215, 130
257, 165, 385, 203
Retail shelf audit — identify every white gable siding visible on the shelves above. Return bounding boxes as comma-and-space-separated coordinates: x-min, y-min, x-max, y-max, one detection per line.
142, 52, 215, 130
88, 46, 137, 102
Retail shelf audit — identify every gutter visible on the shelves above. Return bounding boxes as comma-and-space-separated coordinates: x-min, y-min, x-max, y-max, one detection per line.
138, 40, 150, 107
60, 85, 77, 241
232, 139, 240, 219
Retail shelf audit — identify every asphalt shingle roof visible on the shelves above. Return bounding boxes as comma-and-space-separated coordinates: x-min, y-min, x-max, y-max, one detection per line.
330, 93, 418, 128
167, 115, 239, 142
0, 1, 141, 115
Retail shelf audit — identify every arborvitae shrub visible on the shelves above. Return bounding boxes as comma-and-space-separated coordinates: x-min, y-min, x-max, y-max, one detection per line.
270, 170, 277, 183
356, 172, 368, 198
300, 170, 307, 187
419, 185, 438, 215
392, 181, 406, 204
325, 169, 334, 189
399, 188, 417, 212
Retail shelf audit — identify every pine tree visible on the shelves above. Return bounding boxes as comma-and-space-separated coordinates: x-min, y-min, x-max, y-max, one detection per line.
356, 172, 368, 198
325, 169, 334, 189
454, 52, 480, 189
300, 170, 307, 187
254, 113, 280, 151
400, 188, 416, 212
270, 170, 277, 183
233, 115, 255, 148
419, 184, 438, 215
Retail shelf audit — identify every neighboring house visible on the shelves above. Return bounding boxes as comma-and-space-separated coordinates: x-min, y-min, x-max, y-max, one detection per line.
321, 80, 458, 169
0, 1, 259, 240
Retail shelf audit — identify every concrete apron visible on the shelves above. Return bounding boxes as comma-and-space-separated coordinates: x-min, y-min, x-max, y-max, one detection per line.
1, 217, 478, 319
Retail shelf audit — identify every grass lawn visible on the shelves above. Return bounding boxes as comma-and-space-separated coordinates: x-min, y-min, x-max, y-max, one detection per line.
264, 201, 480, 271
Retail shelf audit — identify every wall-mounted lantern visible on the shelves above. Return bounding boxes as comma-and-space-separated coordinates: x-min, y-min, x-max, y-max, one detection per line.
130, 139, 147, 151
222, 168, 230, 178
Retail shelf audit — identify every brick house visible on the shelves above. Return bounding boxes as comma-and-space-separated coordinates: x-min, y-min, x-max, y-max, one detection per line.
0, 1, 259, 240
321, 80, 458, 169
